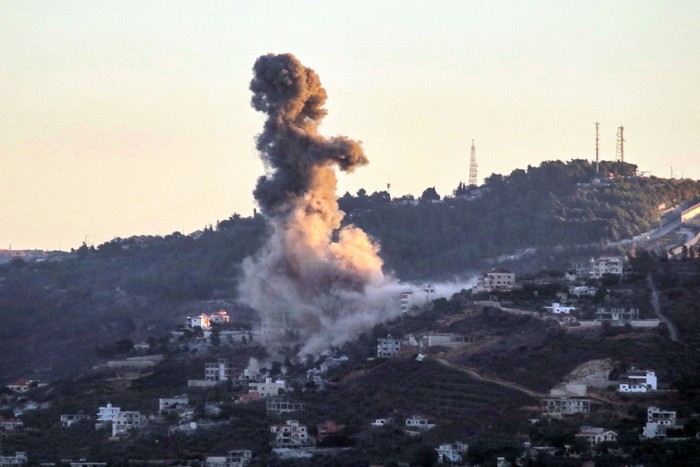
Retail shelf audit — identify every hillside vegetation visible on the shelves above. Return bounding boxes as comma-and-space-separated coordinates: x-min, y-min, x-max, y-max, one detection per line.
1, 160, 700, 382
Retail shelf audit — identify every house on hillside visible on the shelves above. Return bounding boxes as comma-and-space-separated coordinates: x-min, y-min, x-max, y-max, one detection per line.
618, 369, 657, 393
0, 416, 23, 430
377, 334, 401, 358
111, 411, 142, 437
405, 415, 436, 433
643, 407, 681, 439
270, 420, 310, 447
266, 399, 305, 416
226, 450, 253, 467
595, 307, 639, 324
541, 397, 591, 418
6, 379, 35, 393
473, 269, 515, 293
575, 426, 618, 446
545, 303, 577, 314
205, 359, 240, 382
249, 378, 287, 398
209, 310, 230, 324
435, 442, 468, 463
189, 313, 211, 329
60, 413, 91, 427
96, 403, 120, 422
371, 417, 393, 427
588, 257, 624, 279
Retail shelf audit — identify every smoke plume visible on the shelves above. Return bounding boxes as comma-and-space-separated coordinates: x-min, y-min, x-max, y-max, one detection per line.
239, 53, 398, 356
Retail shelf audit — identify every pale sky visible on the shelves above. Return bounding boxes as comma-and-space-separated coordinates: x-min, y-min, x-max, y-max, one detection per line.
2, 1, 699, 250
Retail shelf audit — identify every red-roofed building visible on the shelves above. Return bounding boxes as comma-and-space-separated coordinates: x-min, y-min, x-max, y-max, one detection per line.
0, 416, 24, 430
6, 379, 34, 393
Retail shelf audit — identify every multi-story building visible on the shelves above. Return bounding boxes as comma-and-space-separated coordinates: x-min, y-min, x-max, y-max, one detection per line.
205, 359, 238, 382
473, 269, 515, 293
249, 378, 287, 398
643, 407, 679, 439
589, 257, 624, 278
618, 369, 657, 393
96, 403, 120, 422
112, 411, 142, 437
270, 420, 309, 447
377, 334, 401, 358
541, 397, 591, 418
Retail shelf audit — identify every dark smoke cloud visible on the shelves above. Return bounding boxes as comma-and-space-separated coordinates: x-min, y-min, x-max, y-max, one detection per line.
239, 53, 399, 356
250, 53, 368, 217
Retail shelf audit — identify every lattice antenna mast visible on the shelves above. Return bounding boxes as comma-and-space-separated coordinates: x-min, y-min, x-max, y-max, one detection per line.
616, 126, 625, 162
595, 121, 600, 178
469, 139, 478, 186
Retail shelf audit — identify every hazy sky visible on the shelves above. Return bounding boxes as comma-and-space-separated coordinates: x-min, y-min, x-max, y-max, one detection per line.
2, 1, 699, 250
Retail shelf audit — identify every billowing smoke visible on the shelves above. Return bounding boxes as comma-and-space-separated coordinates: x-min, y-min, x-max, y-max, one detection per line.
239, 53, 399, 356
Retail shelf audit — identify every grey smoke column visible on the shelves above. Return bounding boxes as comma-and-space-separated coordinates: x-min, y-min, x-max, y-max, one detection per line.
240, 53, 396, 355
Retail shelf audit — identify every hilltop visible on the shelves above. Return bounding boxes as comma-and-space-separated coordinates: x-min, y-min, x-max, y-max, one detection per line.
1, 160, 699, 384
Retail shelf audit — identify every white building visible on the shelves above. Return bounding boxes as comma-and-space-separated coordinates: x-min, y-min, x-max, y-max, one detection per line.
189, 313, 211, 329
643, 407, 678, 439
405, 415, 436, 432
435, 442, 468, 463
249, 378, 287, 398
377, 334, 401, 358
545, 303, 577, 314
96, 403, 120, 422
371, 418, 393, 427
618, 369, 657, 393
209, 310, 230, 325
111, 411, 142, 437
270, 420, 309, 447
575, 426, 618, 446
590, 257, 623, 278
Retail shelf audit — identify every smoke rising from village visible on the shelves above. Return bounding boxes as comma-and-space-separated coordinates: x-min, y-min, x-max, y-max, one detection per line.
239, 53, 400, 356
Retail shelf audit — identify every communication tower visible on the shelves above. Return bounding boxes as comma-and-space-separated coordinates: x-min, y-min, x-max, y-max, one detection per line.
595, 122, 600, 178
616, 126, 625, 162
468, 140, 478, 186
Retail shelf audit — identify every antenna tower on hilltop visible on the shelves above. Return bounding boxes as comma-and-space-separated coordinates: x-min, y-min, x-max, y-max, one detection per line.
469, 140, 478, 186
595, 121, 600, 178
616, 126, 625, 162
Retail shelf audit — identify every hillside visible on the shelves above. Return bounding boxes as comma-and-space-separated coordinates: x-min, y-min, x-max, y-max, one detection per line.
3, 254, 700, 465
1, 160, 700, 384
